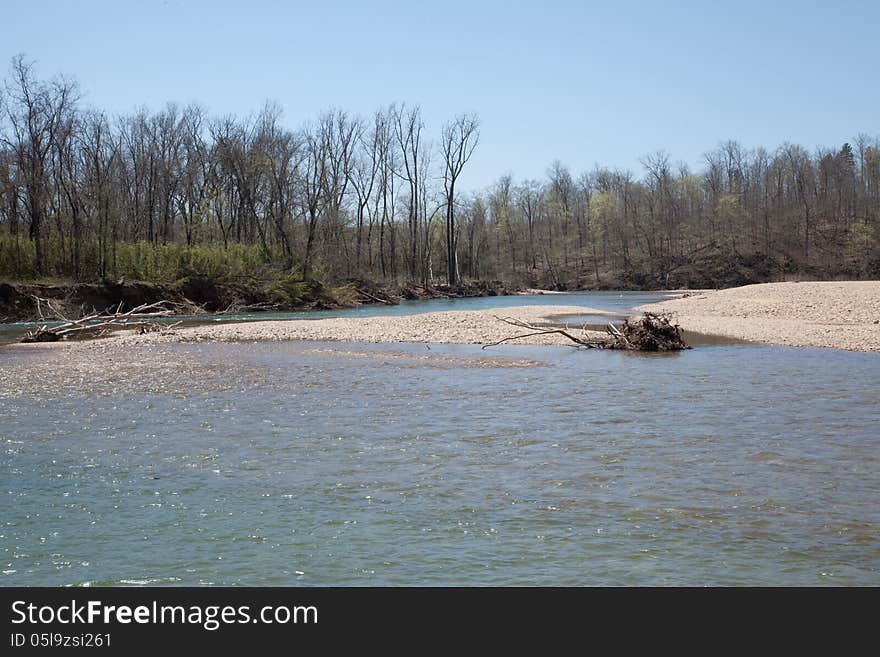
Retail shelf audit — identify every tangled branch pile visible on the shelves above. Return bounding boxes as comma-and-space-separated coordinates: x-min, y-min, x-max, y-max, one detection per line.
21, 298, 181, 343
485, 312, 689, 351
610, 313, 690, 351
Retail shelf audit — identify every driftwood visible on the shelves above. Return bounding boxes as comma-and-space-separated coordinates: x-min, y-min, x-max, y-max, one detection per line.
356, 288, 395, 305
136, 320, 183, 335
21, 298, 180, 343
483, 316, 608, 349
217, 301, 282, 314
484, 312, 690, 351
614, 313, 690, 351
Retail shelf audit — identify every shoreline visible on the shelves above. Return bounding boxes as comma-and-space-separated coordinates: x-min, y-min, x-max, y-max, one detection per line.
0, 279, 703, 327
0, 305, 607, 397
107, 305, 611, 348
637, 281, 880, 352
5, 282, 879, 353
0, 279, 525, 325
0, 305, 614, 356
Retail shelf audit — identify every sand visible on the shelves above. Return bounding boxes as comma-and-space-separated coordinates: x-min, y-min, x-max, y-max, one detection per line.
638, 281, 880, 352
97, 305, 608, 347
6, 283, 879, 355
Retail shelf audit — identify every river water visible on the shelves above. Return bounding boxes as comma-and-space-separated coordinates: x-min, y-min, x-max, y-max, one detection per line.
1, 292, 878, 585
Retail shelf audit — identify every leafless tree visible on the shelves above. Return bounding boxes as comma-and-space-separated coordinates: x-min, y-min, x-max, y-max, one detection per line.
1, 56, 878, 289
440, 113, 479, 284
2, 55, 78, 273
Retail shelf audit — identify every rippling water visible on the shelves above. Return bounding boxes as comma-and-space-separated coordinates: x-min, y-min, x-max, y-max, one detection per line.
1, 294, 879, 585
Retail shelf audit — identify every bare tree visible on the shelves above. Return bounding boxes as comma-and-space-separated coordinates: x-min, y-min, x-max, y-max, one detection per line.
393, 103, 425, 280
440, 113, 479, 284
81, 111, 120, 278
350, 111, 382, 274
318, 110, 360, 273
2, 55, 78, 274
1, 57, 878, 291
176, 104, 211, 248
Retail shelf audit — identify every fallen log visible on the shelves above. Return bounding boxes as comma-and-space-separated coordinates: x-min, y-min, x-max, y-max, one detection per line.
484, 312, 689, 351
356, 288, 395, 305
20, 300, 181, 343
483, 316, 608, 348
217, 301, 282, 314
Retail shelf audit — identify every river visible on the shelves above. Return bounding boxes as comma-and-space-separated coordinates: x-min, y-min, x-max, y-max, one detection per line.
1, 292, 878, 585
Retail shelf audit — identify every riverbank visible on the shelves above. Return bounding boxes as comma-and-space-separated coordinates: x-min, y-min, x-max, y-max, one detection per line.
2, 304, 610, 353
0, 278, 522, 324
638, 281, 880, 352
9, 281, 879, 352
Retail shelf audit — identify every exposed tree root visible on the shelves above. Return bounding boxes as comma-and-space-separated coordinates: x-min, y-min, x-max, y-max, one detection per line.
615, 312, 690, 351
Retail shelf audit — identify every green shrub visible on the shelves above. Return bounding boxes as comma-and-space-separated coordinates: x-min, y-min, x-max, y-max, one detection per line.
267, 274, 324, 305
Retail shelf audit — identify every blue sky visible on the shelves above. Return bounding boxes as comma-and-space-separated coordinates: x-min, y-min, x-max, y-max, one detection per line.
4, 0, 878, 191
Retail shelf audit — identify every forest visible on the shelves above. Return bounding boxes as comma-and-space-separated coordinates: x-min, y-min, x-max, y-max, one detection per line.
2, 56, 879, 302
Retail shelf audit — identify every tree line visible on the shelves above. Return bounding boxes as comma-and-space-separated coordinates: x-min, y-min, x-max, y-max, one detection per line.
463, 138, 879, 288
2, 56, 878, 290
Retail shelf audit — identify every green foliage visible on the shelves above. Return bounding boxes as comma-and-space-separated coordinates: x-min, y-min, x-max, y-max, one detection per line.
847, 221, 878, 274
716, 195, 748, 246
0, 230, 292, 284
848, 220, 875, 250
266, 274, 325, 306
0, 234, 36, 280
589, 191, 616, 240
329, 283, 362, 306
113, 241, 278, 282
676, 174, 704, 198
591, 191, 617, 220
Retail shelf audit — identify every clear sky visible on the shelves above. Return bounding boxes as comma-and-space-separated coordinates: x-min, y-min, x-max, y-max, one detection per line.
4, 0, 878, 191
